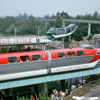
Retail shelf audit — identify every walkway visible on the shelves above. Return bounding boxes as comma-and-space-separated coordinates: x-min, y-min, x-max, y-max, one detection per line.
84, 86, 100, 98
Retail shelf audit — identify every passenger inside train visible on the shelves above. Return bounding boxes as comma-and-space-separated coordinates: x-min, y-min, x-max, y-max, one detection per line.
67, 51, 75, 57
20, 56, 29, 62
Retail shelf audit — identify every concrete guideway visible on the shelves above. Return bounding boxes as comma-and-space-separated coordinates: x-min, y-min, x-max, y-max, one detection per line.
36, 18, 100, 24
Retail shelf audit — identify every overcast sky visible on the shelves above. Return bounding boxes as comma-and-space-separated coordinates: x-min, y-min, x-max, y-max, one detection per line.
0, 0, 100, 17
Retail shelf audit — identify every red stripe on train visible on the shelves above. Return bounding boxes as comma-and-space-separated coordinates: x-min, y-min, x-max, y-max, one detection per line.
89, 56, 100, 63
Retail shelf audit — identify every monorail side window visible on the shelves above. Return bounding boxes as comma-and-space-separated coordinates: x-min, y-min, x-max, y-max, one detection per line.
32, 55, 40, 61
20, 55, 29, 62
77, 51, 83, 56
67, 51, 75, 57
8, 56, 17, 63
97, 50, 100, 54
58, 52, 65, 58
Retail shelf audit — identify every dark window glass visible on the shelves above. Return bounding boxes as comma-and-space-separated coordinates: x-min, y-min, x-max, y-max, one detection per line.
20, 55, 29, 62
8, 56, 17, 63
68, 51, 75, 57
32, 55, 40, 61
58, 52, 65, 58
77, 51, 83, 56
97, 50, 100, 54
66, 28, 70, 33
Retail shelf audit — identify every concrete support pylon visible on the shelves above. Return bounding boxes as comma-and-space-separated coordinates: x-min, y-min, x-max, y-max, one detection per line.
45, 22, 48, 30
61, 38, 65, 48
42, 44, 46, 51
88, 23, 91, 37
61, 22, 65, 48
63, 22, 65, 28
43, 83, 48, 93
69, 35, 71, 41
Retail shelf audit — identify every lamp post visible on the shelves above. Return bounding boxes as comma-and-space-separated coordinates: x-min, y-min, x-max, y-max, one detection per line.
88, 23, 91, 37
14, 26, 16, 38
38, 25, 40, 38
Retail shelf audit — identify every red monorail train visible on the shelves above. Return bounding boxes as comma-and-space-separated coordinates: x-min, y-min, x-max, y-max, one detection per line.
0, 45, 100, 81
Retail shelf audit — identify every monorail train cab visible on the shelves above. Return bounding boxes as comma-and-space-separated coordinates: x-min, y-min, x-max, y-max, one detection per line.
0, 45, 100, 81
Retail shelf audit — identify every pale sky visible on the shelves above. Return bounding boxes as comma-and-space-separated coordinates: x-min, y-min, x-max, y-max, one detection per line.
0, 0, 100, 17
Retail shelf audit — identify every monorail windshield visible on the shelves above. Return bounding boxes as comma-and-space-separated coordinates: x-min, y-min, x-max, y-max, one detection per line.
79, 45, 94, 49
46, 24, 76, 36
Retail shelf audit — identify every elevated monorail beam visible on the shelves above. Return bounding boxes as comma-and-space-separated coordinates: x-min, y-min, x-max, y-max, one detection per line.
63, 19, 100, 24
36, 19, 100, 24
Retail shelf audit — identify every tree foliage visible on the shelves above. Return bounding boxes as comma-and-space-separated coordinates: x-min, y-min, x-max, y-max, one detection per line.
0, 11, 100, 41
55, 15, 63, 28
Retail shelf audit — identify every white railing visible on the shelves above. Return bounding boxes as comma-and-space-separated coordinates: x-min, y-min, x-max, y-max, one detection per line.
73, 96, 98, 100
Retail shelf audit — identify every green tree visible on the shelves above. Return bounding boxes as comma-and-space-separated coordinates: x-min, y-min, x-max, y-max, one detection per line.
55, 15, 63, 28
60, 11, 71, 19
93, 11, 99, 20
72, 23, 88, 41
36, 91, 51, 100
6, 24, 15, 35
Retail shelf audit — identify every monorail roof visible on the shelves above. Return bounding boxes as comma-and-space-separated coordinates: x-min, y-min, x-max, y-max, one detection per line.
0, 41, 57, 46
0, 37, 56, 46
